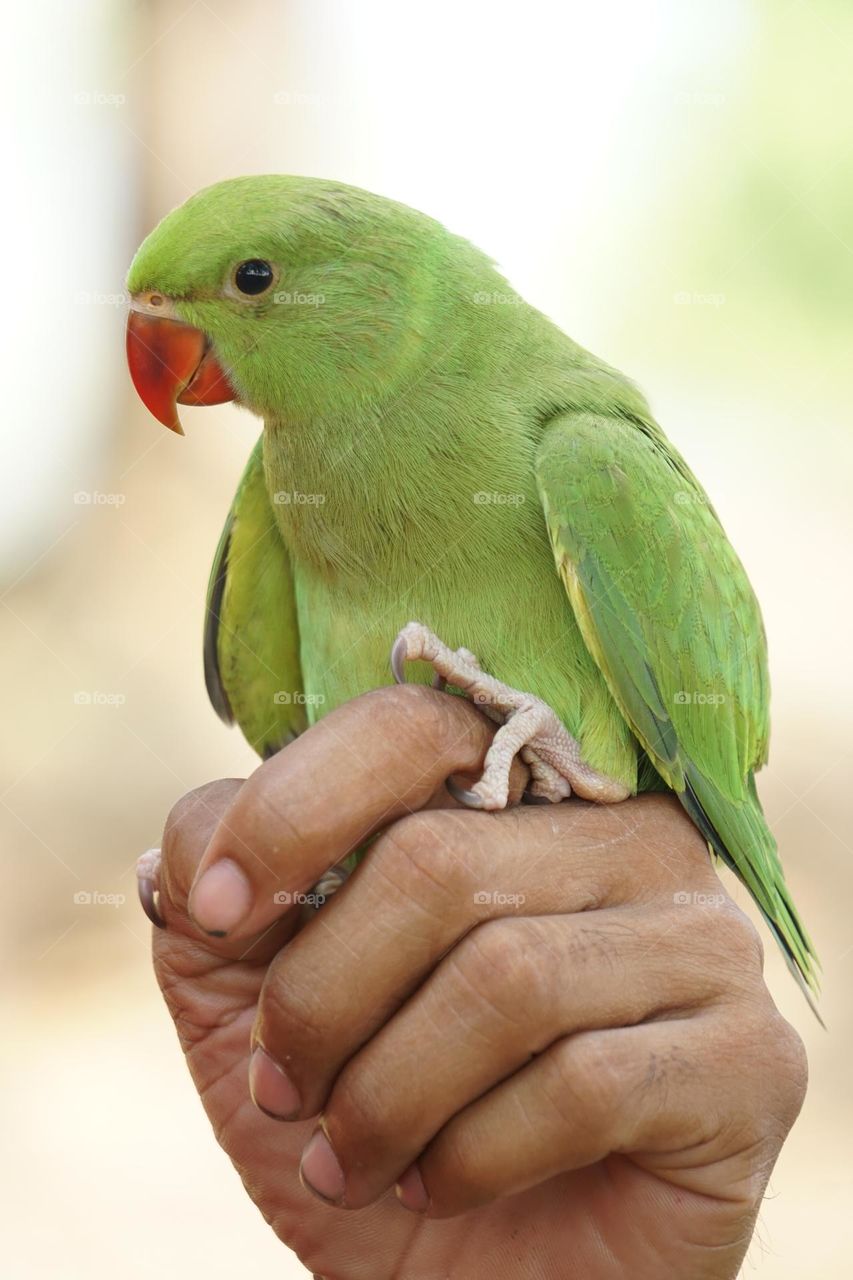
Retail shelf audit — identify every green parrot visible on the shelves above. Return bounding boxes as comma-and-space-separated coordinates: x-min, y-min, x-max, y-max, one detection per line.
126, 175, 818, 1014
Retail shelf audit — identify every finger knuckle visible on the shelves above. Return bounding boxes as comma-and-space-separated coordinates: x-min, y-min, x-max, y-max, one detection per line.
160, 780, 243, 903
327, 1063, 393, 1162
162, 781, 226, 847
765, 1012, 809, 1126
666, 893, 729, 947
371, 811, 470, 911
454, 919, 551, 1019
243, 768, 307, 848
545, 1032, 627, 1129
662, 895, 765, 994
718, 900, 765, 969
561, 916, 634, 973
257, 967, 328, 1052
433, 1122, 489, 1206
368, 682, 451, 743
672, 898, 720, 945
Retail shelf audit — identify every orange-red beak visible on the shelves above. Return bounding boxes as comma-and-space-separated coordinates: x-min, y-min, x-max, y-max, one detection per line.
126, 307, 235, 433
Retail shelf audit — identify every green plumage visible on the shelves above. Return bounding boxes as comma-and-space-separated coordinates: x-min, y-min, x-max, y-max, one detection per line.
128, 175, 819, 1007
204, 435, 306, 758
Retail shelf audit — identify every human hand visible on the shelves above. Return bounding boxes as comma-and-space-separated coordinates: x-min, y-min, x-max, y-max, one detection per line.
148, 685, 806, 1280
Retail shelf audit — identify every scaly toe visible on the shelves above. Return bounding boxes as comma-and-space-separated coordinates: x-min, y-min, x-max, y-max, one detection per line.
312, 863, 352, 904
455, 647, 481, 669
391, 631, 446, 689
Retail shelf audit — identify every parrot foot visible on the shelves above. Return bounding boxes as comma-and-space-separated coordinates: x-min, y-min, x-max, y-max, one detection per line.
135, 848, 348, 929
136, 847, 165, 928
311, 863, 351, 906
520, 745, 576, 803
390, 621, 630, 810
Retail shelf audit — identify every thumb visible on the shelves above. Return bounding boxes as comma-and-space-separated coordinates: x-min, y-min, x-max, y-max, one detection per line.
154, 778, 299, 963
146, 779, 417, 1276
149, 780, 317, 1231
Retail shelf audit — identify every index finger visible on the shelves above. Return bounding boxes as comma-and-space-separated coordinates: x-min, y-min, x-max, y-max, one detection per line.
187, 683, 520, 940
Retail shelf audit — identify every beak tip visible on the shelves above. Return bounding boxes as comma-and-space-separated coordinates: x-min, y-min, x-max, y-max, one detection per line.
125, 306, 234, 432
125, 309, 202, 436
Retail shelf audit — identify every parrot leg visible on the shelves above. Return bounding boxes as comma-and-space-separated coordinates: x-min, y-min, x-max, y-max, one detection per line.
135, 847, 350, 928
391, 620, 630, 810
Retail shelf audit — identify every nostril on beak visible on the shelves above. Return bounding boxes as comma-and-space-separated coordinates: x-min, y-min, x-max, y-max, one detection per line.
149, 293, 164, 307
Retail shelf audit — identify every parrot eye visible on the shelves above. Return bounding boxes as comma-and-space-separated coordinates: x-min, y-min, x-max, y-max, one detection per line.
233, 259, 275, 296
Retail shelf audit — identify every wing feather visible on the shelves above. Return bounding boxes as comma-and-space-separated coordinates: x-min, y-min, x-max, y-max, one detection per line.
536, 412, 818, 1001
204, 436, 307, 757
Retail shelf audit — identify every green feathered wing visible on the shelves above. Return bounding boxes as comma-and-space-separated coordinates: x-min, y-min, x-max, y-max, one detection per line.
536, 411, 819, 1006
204, 436, 307, 758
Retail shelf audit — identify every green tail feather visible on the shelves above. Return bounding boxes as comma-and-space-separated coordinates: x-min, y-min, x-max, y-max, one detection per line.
680, 768, 822, 1023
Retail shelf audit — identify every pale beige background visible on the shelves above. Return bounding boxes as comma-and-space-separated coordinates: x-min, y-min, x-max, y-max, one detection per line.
3, 1, 852, 1276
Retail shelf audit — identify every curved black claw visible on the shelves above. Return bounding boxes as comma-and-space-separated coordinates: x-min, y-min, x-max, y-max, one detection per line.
390, 635, 409, 684
446, 776, 485, 809
521, 789, 555, 806
390, 635, 446, 690
138, 876, 166, 928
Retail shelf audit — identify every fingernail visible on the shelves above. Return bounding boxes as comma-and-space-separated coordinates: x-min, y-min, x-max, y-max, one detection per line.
188, 857, 252, 936
300, 1128, 346, 1205
249, 1046, 301, 1120
395, 1163, 430, 1213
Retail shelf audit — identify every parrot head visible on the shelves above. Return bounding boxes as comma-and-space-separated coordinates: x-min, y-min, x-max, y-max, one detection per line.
126, 175, 455, 432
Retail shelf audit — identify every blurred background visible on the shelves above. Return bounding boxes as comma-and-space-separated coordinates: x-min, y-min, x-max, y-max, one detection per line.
3, 0, 852, 1274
